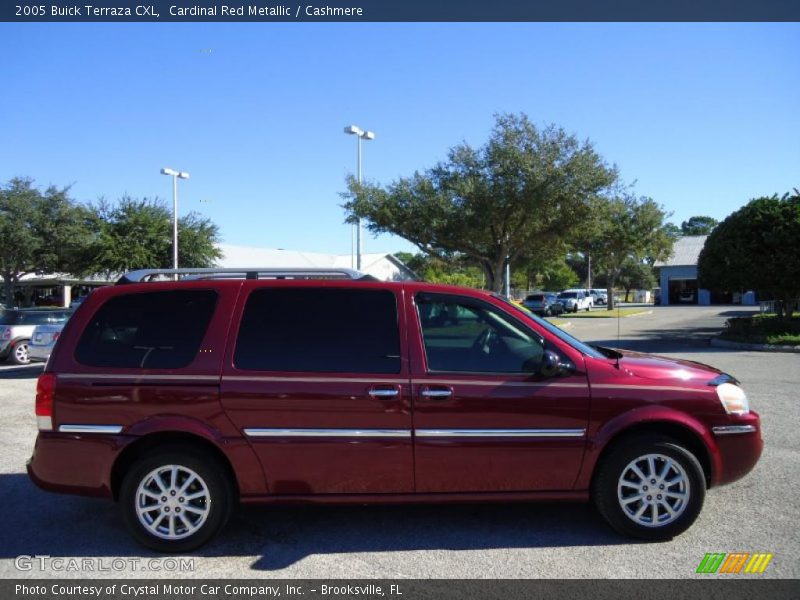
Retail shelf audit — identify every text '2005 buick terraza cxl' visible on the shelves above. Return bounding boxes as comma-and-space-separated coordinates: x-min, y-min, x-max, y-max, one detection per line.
27, 267, 762, 551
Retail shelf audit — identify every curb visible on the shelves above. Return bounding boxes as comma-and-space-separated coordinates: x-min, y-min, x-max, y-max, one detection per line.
569, 310, 653, 319
710, 337, 800, 353
545, 319, 573, 329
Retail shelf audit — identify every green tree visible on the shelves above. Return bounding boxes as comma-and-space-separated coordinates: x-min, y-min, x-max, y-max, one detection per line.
516, 253, 579, 292
681, 215, 718, 236
90, 197, 221, 277
0, 178, 96, 305
698, 193, 800, 319
343, 113, 617, 292
582, 194, 674, 310
617, 258, 657, 302
393, 251, 484, 287
663, 223, 682, 238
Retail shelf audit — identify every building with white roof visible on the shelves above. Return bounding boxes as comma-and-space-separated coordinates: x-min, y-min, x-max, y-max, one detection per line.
654, 235, 754, 305
217, 244, 417, 282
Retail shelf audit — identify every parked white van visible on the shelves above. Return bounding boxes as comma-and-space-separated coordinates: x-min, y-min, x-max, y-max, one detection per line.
558, 289, 592, 312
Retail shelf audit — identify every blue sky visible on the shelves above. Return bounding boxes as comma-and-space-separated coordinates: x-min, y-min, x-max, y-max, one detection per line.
1, 23, 798, 256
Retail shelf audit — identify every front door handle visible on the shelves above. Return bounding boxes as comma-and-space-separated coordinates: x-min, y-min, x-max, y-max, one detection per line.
420, 387, 453, 399
368, 387, 400, 399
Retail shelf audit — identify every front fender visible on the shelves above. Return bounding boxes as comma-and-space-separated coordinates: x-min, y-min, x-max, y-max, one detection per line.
574, 405, 720, 490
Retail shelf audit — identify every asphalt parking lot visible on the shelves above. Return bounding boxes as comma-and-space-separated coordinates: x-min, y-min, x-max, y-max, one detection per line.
0, 305, 797, 579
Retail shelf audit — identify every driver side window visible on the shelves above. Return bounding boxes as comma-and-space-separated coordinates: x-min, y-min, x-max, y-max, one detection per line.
416, 293, 544, 373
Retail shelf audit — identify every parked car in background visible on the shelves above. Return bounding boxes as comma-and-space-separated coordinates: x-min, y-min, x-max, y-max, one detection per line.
522, 293, 565, 317
0, 309, 72, 365
28, 322, 68, 363
558, 290, 592, 313
679, 290, 696, 303
589, 289, 608, 305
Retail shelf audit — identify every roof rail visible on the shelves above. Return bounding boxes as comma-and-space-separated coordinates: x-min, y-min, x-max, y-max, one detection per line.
116, 267, 369, 285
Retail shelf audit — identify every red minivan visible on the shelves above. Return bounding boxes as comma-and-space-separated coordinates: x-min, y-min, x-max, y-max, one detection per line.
27, 268, 763, 552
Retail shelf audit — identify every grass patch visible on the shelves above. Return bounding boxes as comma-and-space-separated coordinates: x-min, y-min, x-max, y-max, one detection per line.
721, 315, 800, 346
568, 307, 651, 318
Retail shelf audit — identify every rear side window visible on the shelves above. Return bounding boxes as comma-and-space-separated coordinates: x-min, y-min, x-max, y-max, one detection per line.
234, 288, 401, 373
75, 290, 217, 369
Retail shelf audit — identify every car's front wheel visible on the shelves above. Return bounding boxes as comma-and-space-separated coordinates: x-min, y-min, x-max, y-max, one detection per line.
593, 436, 705, 540
9, 340, 30, 365
120, 448, 234, 552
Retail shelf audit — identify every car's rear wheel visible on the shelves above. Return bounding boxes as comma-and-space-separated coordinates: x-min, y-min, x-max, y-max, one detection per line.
120, 448, 233, 552
593, 436, 705, 540
9, 340, 30, 365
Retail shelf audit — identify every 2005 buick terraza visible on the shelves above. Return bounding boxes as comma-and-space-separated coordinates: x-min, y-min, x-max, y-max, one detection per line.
27, 268, 763, 551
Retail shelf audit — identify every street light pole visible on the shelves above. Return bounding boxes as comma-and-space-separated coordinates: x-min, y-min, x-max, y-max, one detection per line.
160, 168, 190, 277
344, 125, 375, 271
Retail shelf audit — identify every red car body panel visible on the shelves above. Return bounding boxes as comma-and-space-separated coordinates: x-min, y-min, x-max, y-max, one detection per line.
27, 279, 763, 505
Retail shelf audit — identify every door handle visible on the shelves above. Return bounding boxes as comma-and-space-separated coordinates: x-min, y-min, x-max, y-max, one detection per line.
368, 387, 400, 399
420, 388, 453, 399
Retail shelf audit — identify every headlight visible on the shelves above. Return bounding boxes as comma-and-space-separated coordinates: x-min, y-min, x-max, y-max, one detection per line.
716, 382, 749, 415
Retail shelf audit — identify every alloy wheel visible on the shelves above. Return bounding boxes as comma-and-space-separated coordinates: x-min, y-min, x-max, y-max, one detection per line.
135, 465, 211, 540
13, 343, 29, 364
617, 453, 690, 528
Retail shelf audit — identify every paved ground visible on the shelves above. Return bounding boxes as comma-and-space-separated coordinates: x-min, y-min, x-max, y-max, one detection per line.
1, 305, 797, 579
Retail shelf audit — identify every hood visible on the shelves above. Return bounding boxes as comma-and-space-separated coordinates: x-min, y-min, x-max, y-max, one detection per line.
612, 348, 723, 384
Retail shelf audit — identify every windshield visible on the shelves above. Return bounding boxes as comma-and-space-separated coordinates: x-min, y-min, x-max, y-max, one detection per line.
493, 295, 605, 359
526, 295, 545, 301
559, 292, 577, 299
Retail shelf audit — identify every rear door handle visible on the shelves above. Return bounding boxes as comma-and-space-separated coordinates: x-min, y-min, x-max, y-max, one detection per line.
421, 387, 453, 399
368, 387, 400, 399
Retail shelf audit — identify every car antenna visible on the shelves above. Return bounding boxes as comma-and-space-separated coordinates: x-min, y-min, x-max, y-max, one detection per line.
615, 290, 621, 368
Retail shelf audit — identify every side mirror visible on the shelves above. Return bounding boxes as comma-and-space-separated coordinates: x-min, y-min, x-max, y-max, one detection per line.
539, 350, 574, 378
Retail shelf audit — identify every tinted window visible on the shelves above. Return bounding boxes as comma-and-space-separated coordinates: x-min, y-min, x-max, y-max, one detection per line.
526, 295, 545, 301
75, 291, 217, 369
0, 311, 70, 325
559, 292, 577, 299
234, 288, 400, 373
416, 293, 544, 373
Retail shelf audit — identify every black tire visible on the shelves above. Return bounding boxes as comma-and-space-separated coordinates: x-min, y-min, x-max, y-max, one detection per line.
592, 436, 705, 541
544, 307, 552, 317
8, 340, 30, 365
573, 306, 578, 313
120, 447, 234, 552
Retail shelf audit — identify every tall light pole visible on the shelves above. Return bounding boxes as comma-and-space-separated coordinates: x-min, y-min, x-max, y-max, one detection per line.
160, 168, 190, 276
344, 125, 375, 271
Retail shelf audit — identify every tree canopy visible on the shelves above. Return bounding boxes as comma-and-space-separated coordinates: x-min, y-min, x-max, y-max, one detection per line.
343, 113, 618, 292
580, 194, 673, 309
698, 193, 800, 318
680, 215, 718, 236
0, 178, 223, 306
91, 197, 222, 277
0, 178, 96, 305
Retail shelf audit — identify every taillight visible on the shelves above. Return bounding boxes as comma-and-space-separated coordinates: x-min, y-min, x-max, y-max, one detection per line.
35, 373, 56, 431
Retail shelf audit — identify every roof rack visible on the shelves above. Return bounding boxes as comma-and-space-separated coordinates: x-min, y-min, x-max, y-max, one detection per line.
116, 267, 371, 285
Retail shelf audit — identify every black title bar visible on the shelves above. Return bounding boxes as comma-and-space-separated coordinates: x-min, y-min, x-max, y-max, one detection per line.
4, 0, 800, 22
